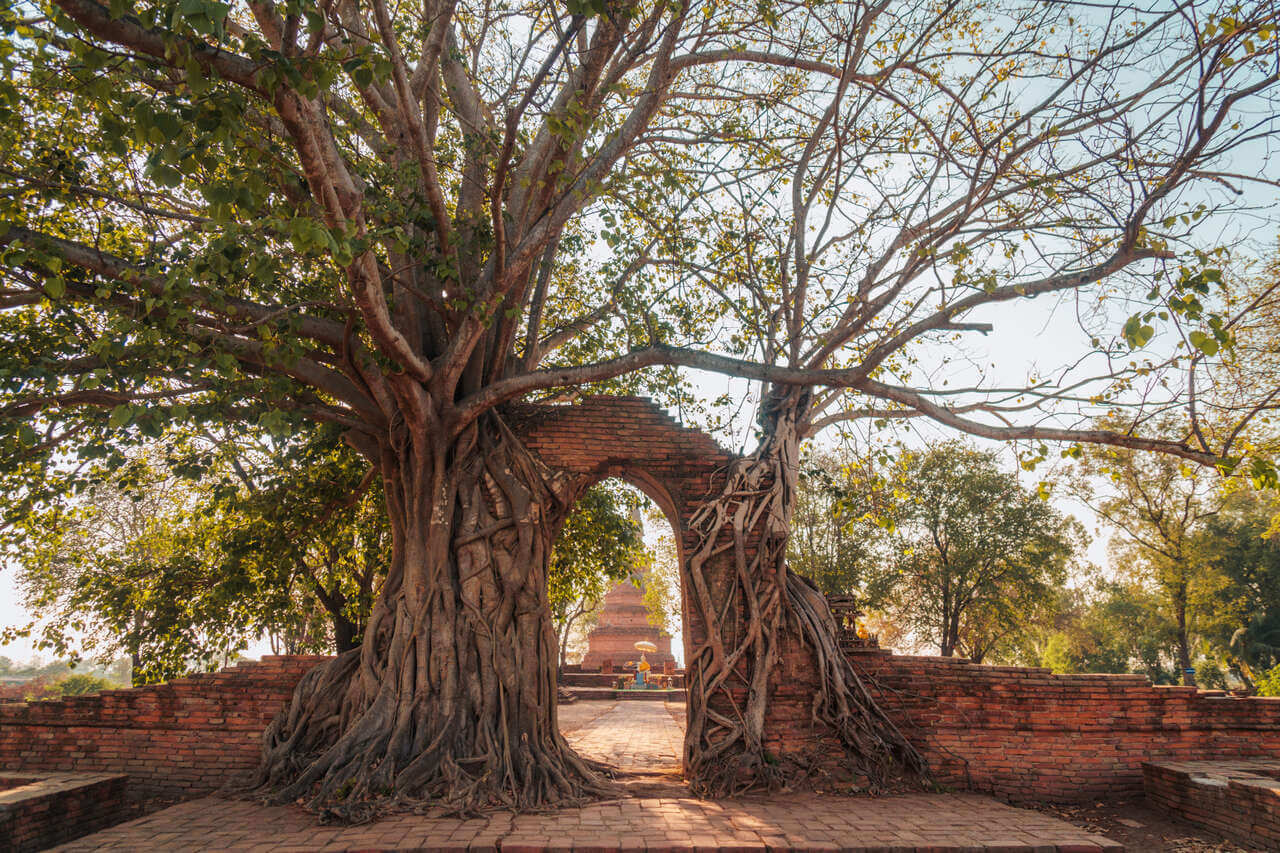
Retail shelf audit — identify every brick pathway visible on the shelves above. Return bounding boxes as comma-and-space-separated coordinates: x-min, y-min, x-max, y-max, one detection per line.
51, 701, 1122, 850
51, 791, 1122, 851
562, 700, 684, 770
556, 700, 618, 737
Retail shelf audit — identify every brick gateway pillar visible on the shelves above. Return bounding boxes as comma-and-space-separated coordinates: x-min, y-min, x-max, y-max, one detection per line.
514, 396, 841, 774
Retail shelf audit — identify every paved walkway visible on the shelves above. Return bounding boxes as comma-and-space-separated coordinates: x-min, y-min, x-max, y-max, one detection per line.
52, 704, 1122, 850
52, 791, 1122, 851
561, 700, 684, 770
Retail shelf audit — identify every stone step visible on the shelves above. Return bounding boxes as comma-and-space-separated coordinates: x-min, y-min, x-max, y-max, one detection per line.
561, 687, 684, 702
560, 672, 686, 688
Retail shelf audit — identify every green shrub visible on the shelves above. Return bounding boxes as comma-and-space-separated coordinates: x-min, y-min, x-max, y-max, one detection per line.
1258, 665, 1280, 697
48, 674, 115, 697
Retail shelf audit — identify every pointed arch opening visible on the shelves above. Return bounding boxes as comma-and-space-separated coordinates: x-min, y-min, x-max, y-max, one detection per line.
550, 475, 688, 774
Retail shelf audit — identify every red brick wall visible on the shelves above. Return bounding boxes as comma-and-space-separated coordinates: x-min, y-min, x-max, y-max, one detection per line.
3, 398, 1276, 806
848, 649, 1280, 801
0, 656, 326, 801
1, 650, 1278, 805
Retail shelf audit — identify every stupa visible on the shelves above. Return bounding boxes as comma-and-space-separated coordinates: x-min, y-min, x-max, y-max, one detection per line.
580, 568, 675, 671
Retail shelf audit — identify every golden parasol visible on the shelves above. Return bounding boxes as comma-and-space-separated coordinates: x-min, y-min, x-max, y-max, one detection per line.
633, 641, 657, 653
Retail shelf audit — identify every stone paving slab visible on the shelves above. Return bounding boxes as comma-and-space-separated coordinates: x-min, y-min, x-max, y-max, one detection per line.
563, 700, 684, 770
556, 700, 619, 736
50, 792, 1123, 851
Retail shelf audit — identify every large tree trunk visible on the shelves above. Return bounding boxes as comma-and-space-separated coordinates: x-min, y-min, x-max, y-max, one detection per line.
1175, 595, 1195, 687
254, 413, 613, 820
332, 614, 359, 654
682, 389, 925, 797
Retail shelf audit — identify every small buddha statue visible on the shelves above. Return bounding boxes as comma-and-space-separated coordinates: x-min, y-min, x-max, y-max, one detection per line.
635, 653, 650, 688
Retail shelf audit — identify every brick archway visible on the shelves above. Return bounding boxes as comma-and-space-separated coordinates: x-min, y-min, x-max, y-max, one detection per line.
512, 395, 731, 666
513, 396, 832, 773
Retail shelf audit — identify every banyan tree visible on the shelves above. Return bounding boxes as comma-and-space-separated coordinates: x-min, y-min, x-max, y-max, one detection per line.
2, 0, 1278, 818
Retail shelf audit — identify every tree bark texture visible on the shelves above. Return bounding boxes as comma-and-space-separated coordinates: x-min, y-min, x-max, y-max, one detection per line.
682, 391, 925, 796
254, 413, 613, 820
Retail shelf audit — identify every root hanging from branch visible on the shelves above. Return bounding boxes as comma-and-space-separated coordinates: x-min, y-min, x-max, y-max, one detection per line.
785, 571, 927, 785
682, 441, 789, 797
682, 391, 927, 796
251, 414, 618, 822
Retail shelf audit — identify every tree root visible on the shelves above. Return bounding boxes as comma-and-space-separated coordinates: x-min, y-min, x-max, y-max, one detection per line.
252, 647, 618, 822
682, 390, 928, 796
249, 415, 619, 822
786, 571, 927, 788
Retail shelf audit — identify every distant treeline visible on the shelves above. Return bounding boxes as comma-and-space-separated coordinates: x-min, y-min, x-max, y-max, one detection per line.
0, 656, 131, 700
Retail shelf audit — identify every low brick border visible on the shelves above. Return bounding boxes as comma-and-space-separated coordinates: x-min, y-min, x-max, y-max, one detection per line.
1144, 759, 1280, 848
0, 771, 128, 852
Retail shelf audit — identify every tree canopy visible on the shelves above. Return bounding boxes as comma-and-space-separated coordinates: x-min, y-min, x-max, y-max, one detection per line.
0, 1, 1275, 483
871, 442, 1083, 661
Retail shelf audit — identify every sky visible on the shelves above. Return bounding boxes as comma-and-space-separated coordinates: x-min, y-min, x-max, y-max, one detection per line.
0, 575, 35, 662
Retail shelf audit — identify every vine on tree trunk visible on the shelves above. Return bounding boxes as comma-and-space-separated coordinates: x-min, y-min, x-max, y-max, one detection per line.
252, 414, 616, 822
682, 391, 926, 796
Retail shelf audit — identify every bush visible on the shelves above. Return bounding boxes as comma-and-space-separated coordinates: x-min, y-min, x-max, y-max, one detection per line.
32, 674, 116, 699
1258, 665, 1280, 697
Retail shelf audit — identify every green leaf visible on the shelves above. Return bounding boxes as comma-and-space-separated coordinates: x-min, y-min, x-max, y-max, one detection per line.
107, 404, 133, 429
1122, 315, 1155, 349
1189, 330, 1219, 356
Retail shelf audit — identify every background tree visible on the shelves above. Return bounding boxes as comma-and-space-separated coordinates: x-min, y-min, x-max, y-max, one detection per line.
876, 443, 1082, 662
7, 428, 389, 680
207, 431, 390, 655
787, 449, 889, 600
0, 655, 130, 701
1020, 587, 1130, 676
2, 0, 1278, 810
1190, 487, 1280, 691
639, 506, 682, 642
1016, 580, 1188, 682
1070, 431, 1222, 685
1259, 663, 1280, 696
8, 447, 248, 683
31, 672, 116, 699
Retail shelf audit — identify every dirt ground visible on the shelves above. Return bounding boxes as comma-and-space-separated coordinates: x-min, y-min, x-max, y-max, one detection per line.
1026, 798, 1263, 852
